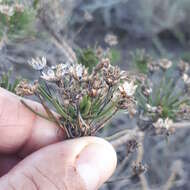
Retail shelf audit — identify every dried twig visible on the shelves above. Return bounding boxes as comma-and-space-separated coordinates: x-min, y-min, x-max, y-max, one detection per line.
163, 160, 183, 190
38, 10, 77, 64
172, 122, 190, 129
136, 134, 150, 190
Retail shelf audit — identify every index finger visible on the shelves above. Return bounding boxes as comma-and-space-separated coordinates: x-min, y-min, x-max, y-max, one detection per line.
0, 87, 65, 156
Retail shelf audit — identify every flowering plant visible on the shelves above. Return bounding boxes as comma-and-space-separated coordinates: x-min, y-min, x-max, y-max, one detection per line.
15, 56, 137, 139
0, 0, 36, 39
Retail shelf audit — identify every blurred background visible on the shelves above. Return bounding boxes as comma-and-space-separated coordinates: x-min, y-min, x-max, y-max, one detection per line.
0, 0, 190, 189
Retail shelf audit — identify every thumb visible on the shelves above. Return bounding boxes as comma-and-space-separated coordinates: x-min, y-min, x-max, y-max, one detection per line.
0, 137, 117, 190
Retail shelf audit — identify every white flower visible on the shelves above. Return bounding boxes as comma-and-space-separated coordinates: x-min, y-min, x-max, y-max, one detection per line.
182, 73, 190, 84
146, 104, 157, 112
75, 64, 83, 78
0, 4, 14, 16
41, 68, 57, 81
164, 118, 173, 130
56, 62, 71, 78
104, 34, 118, 46
153, 118, 173, 130
28, 57, 47, 71
146, 88, 152, 94
153, 118, 164, 129
84, 11, 93, 22
159, 59, 173, 70
69, 64, 86, 80
119, 81, 137, 97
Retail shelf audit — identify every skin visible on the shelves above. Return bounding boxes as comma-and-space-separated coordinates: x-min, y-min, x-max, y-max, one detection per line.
0, 87, 117, 190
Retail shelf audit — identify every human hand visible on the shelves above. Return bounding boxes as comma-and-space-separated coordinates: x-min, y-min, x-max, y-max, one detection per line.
0, 87, 117, 190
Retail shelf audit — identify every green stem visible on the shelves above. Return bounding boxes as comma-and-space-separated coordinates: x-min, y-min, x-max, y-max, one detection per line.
21, 99, 53, 122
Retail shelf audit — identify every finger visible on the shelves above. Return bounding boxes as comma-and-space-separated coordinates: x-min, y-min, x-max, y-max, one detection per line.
0, 87, 65, 155
0, 137, 117, 190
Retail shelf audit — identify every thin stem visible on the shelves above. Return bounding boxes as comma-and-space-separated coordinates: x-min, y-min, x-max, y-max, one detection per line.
39, 72, 52, 97
93, 108, 118, 134
97, 86, 112, 115
21, 99, 53, 122
37, 93, 70, 138
105, 129, 131, 141
106, 175, 132, 184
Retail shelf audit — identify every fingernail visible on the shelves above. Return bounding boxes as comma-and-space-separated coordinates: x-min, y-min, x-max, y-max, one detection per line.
76, 143, 117, 190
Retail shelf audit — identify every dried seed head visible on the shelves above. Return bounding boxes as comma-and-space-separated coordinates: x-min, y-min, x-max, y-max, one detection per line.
92, 79, 102, 89
103, 65, 120, 86
69, 64, 87, 81
28, 57, 47, 71
101, 58, 110, 68
89, 88, 99, 97
96, 46, 104, 59
15, 80, 38, 96
179, 104, 190, 119
127, 102, 137, 117
126, 140, 139, 155
178, 60, 189, 73
142, 86, 152, 97
132, 162, 148, 176
63, 99, 70, 106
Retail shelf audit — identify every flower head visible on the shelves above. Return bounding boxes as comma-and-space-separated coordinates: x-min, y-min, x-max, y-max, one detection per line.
41, 67, 57, 81
28, 57, 47, 71
0, 4, 14, 16
119, 81, 137, 97
153, 118, 164, 129
178, 60, 189, 73
159, 59, 173, 70
15, 80, 38, 96
104, 34, 118, 46
164, 118, 173, 130
14, 3, 24, 13
182, 73, 190, 84
55, 62, 71, 78
153, 117, 173, 130
84, 11, 93, 22
146, 104, 157, 112
69, 64, 87, 80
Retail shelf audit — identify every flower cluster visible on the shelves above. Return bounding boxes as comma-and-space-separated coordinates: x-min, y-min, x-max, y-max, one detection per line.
178, 60, 190, 90
104, 33, 118, 46
17, 56, 137, 139
15, 80, 38, 97
132, 162, 147, 176
153, 118, 175, 135
0, 3, 24, 17
178, 104, 190, 120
